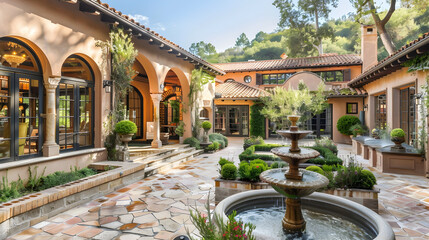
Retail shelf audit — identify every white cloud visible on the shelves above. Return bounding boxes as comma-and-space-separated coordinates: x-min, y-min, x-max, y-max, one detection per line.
127, 14, 166, 32
128, 14, 149, 25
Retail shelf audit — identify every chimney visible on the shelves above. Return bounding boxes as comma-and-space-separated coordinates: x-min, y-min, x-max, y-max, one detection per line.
361, 25, 378, 72
280, 53, 288, 59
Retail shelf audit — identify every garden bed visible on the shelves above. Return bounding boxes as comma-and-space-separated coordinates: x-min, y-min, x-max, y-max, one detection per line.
214, 178, 379, 212
0, 161, 146, 239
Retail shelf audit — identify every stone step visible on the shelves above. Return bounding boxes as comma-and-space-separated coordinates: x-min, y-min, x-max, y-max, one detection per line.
134, 147, 195, 168
143, 149, 204, 178
129, 144, 190, 158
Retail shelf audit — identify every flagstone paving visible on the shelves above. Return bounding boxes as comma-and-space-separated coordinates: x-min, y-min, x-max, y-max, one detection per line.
7, 138, 429, 239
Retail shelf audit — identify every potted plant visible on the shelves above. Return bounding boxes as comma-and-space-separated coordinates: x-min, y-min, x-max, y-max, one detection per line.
175, 121, 185, 144
336, 115, 361, 142
371, 128, 380, 139
390, 128, 405, 149
201, 121, 212, 144
115, 120, 137, 151
350, 124, 366, 137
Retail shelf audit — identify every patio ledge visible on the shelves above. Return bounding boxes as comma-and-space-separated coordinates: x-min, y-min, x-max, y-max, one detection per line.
0, 148, 106, 171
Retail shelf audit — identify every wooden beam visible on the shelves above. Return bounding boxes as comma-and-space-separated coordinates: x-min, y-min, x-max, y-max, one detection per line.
79, 2, 99, 14
416, 48, 424, 54
60, 0, 77, 3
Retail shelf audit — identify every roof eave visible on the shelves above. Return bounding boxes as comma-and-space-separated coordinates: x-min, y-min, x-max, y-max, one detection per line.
348, 37, 429, 88
78, 0, 225, 75
221, 62, 362, 73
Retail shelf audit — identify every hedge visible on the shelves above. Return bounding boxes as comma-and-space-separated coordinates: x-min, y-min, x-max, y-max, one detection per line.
250, 104, 265, 138
239, 144, 343, 166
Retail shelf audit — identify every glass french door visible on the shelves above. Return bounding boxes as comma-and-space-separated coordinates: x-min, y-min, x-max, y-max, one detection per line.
215, 105, 249, 136
0, 70, 43, 161
400, 87, 416, 145
126, 87, 143, 139
57, 78, 93, 151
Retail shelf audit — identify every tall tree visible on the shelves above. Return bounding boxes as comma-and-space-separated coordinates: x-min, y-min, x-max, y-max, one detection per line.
351, 0, 398, 55
189, 41, 217, 58
273, 0, 338, 55
235, 33, 251, 48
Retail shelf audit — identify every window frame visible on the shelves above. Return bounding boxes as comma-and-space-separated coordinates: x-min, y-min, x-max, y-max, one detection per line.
346, 102, 358, 114
243, 75, 252, 83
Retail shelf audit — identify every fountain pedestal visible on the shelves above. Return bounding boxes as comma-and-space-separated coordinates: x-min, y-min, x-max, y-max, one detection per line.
260, 115, 328, 234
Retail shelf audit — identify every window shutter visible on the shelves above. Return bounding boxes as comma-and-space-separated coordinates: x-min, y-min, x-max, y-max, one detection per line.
256, 73, 262, 85
343, 69, 351, 82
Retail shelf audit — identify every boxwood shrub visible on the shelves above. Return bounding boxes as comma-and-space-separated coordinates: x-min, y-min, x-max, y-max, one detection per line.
337, 115, 361, 135
238, 159, 269, 182
209, 133, 228, 149
306, 147, 343, 166
221, 164, 237, 180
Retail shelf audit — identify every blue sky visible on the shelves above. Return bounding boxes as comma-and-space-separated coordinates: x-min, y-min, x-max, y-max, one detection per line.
103, 0, 376, 52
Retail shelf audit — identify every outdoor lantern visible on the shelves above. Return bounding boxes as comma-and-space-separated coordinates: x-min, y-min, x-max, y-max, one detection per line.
363, 104, 368, 111
102, 80, 113, 93
414, 93, 423, 105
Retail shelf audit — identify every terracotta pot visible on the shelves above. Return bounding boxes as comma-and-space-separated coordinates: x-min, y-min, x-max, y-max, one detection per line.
119, 133, 134, 150
391, 136, 405, 149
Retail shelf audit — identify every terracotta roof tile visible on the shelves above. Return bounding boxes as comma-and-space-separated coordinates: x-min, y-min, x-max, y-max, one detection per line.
214, 54, 362, 72
215, 80, 269, 99
327, 85, 367, 98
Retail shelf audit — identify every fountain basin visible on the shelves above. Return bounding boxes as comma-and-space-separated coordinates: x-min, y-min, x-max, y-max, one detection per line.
260, 168, 328, 198
214, 189, 394, 240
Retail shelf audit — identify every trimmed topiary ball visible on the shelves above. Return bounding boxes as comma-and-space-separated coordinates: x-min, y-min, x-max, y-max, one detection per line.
202, 121, 212, 130
360, 170, 377, 189
390, 128, 405, 138
306, 166, 324, 175
221, 163, 237, 180
337, 115, 361, 135
115, 120, 137, 135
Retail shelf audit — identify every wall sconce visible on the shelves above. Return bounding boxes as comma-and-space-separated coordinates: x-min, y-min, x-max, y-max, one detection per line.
103, 80, 113, 93
363, 104, 368, 111
414, 93, 423, 105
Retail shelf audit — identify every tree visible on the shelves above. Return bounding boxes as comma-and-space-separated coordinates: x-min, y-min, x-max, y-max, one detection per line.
273, 0, 338, 55
189, 41, 217, 58
351, 0, 398, 55
260, 82, 328, 129
235, 33, 251, 48
252, 31, 268, 43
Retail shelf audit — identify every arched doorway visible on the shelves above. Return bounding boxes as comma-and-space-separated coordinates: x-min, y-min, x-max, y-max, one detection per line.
0, 37, 44, 161
126, 86, 143, 139
160, 70, 183, 140
57, 55, 94, 151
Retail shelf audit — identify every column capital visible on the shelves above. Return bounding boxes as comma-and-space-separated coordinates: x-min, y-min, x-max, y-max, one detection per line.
150, 93, 163, 102
44, 76, 61, 89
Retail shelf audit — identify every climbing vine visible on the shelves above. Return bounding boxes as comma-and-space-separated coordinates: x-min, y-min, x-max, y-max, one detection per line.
188, 68, 214, 139
96, 27, 137, 160
404, 53, 429, 155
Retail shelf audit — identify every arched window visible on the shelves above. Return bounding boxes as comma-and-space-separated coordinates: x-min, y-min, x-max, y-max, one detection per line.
126, 86, 143, 139
0, 37, 43, 161
57, 55, 94, 151
200, 108, 209, 119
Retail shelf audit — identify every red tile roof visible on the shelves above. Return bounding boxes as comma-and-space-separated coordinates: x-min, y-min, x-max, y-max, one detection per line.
327, 85, 367, 98
75, 0, 224, 75
349, 32, 429, 88
215, 80, 269, 99
214, 54, 362, 72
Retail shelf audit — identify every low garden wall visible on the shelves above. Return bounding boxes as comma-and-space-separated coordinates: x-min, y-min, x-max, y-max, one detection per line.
214, 178, 379, 213
0, 161, 146, 239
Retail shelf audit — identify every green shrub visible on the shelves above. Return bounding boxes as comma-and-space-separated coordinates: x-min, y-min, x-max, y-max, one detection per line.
38, 168, 97, 190
209, 133, 228, 148
321, 164, 333, 172
184, 137, 200, 149
249, 164, 265, 182
350, 123, 367, 137
219, 158, 233, 167
0, 176, 24, 203
250, 104, 265, 138
390, 128, 405, 138
334, 161, 376, 190
238, 159, 269, 182
206, 141, 220, 152
115, 120, 137, 135
270, 161, 287, 168
202, 121, 212, 130
175, 121, 185, 137
243, 136, 265, 150
307, 147, 343, 166
239, 144, 284, 161
337, 115, 361, 135
314, 137, 338, 155
221, 164, 237, 180
305, 166, 324, 175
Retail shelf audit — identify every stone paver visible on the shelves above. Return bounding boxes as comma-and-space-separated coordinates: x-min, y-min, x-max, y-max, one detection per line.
6, 137, 429, 239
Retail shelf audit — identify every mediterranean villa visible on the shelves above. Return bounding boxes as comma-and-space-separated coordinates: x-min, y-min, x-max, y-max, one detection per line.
0, 0, 428, 181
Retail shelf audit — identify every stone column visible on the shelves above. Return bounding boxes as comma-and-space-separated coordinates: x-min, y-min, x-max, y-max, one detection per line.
43, 76, 61, 157
150, 93, 162, 148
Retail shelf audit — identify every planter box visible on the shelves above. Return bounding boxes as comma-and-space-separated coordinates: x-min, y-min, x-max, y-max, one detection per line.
215, 178, 379, 212
0, 161, 146, 239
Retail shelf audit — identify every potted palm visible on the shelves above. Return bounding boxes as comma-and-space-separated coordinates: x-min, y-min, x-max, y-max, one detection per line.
175, 121, 185, 144
115, 120, 137, 151
390, 128, 405, 149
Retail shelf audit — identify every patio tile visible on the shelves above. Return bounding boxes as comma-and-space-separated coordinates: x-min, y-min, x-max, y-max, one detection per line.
77, 228, 103, 238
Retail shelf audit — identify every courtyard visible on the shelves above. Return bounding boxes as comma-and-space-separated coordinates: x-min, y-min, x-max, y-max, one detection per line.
4, 138, 429, 240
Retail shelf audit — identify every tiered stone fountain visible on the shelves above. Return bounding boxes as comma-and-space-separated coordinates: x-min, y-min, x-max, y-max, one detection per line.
215, 115, 395, 240
260, 115, 328, 233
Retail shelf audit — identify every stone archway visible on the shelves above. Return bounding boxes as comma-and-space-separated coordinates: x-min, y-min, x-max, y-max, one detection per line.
283, 71, 327, 91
